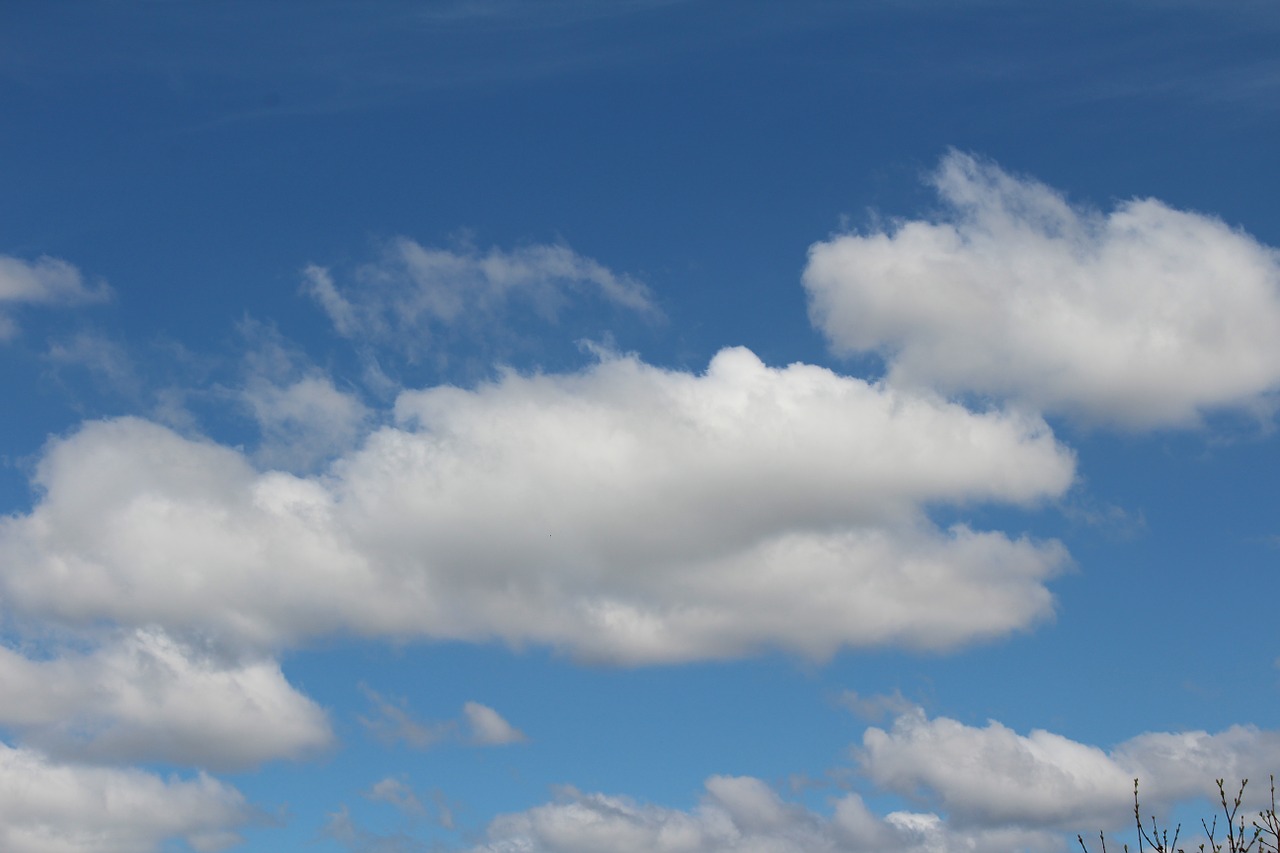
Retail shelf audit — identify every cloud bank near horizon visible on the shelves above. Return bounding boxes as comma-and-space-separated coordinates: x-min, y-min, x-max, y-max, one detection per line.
455, 706, 1280, 853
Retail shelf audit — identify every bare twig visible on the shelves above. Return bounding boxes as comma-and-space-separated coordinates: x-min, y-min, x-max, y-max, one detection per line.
1080, 777, 1280, 853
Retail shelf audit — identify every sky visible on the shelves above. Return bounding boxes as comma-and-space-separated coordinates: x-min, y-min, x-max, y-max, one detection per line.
2, 1, 1280, 851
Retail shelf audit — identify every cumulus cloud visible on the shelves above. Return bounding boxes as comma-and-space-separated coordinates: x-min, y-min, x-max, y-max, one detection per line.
859, 706, 1280, 828
0, 742, 251, 853
804, 151, 1280, 427
466, 774, 1064, 853
302, 238, 658, 354
0, 254, 111, 339
465, 712, 1280, 853
0, 630, 331, 770
0, 347, 1073, 663
463, 701, 527, 745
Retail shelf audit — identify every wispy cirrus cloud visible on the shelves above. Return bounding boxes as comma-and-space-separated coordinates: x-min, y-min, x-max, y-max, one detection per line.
366, 776, 456, 829
322, 803, 431, 853
0, 254, 110, 340
358, 686, 455, 750
359, 689, 525, 750
367, 777, 428, 818
302, 238, 659, 364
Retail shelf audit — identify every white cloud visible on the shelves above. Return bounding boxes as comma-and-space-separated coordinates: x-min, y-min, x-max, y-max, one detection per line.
859, 706, 1280, 829
0, 629, 331, 770
0, 347, 1073, 662
0, 254, 111, 339
464, 701, 527, 745
0, 254, 109, 305
0, 742, 250, 853
465, 711, 1280, 853
804, 151, 1280, 427
466, 775, 1065, 853
302, 238, 658, 352
303, 264, 358, 337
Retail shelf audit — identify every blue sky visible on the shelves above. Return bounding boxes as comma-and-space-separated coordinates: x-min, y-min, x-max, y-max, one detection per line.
2, 2, 1280, 851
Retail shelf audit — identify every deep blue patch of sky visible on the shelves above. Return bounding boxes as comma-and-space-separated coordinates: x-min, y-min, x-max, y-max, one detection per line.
3, 2, 1280, 851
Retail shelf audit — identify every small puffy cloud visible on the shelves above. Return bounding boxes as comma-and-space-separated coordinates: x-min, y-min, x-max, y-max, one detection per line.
463, 701, 526, 745
0, 742, 251, 853
302, 238, 658, 353
467, 775, 1064, 853
804, 151, 1280, 428
859, 706, 1280, 829
0, 254, 109, 306
0, 348, 1073, 662
0, 630, 332, 770
0, 254, 111, 339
